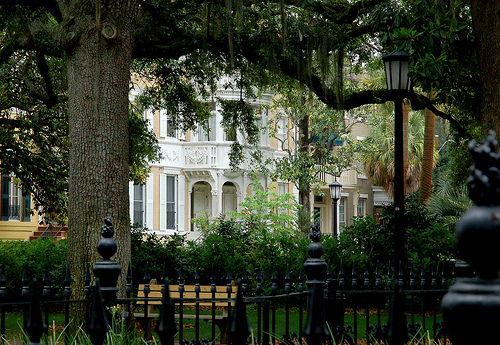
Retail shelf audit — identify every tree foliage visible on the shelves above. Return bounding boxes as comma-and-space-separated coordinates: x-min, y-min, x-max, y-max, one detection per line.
0, 0, 481, 218
0, 29, 161, 220
361, 106, 436, 196
324, 193, 457, 271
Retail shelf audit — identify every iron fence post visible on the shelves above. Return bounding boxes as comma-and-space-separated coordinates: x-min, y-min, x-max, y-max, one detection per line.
26, 279, 47, 345
87, 278, 110, 345
442, 131, 500, 344
155, 279, 178, 345
303, 223, 329, 345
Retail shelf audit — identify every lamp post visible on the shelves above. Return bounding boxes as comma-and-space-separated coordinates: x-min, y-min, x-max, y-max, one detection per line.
382, 50, 411, 345
329, 180, 342, 236
382, 50, 411, 267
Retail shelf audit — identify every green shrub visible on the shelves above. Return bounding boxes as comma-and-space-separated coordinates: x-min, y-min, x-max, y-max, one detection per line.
130, 225, 186, 284
181, 213, 309, 294
0, 238, 67, 299
322, 193, 457, 276
178, 180, 308, 292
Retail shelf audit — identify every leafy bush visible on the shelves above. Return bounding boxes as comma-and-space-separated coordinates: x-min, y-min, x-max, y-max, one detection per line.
181, 180, 308, 293
322, 193, 457, 275
130, 225, 186, 284
0, 238, 67, 299
130, 190, 457, 292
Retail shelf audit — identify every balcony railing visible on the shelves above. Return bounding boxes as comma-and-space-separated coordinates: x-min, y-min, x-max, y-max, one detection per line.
159, 140, 277, 171
8, 204, 20, 220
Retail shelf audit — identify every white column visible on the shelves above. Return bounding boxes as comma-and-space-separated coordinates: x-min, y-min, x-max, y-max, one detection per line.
188, 189, 193, 231
146, 176, 154, 230
217, 171, 223, 216
237, 192, 243, 212
211, 189, 218, 218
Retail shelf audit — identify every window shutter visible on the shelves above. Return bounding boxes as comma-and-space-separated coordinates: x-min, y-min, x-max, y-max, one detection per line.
22, 191, 31, 222
160, 110, 167, 138
129, 181, 134, 225
177, 175, 185, 231
159, 174, 166, 231
146, 176, 154, 229
1, 175, 9, 221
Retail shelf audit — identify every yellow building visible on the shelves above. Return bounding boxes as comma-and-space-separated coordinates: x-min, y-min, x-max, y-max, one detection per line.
0, 174, 40, 240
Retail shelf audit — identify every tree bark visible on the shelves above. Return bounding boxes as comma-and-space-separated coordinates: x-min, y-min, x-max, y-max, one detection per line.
60, 0, 140, 321
402, 103, 409, 195
471, 1, 500, 135
298, 107, 311, 234
419, 103, 435, 204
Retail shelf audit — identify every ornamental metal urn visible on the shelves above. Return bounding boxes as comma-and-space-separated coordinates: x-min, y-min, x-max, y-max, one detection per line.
93, 216, 122, 307
441, 131, 500, 344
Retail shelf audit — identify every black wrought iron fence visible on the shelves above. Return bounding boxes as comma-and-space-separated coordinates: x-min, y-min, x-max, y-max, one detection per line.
0, 270, 451, 345
0, 220, 454, 345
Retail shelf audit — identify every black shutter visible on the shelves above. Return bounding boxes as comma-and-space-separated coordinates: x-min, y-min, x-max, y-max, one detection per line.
1, 175, 10, 221
23, 191, 31, 222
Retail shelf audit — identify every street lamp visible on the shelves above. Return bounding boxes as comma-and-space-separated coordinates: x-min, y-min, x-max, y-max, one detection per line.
383, 51, 411, 92
383, 50, 411, 345
329, 180, 342, 236
382, 50, 411, 266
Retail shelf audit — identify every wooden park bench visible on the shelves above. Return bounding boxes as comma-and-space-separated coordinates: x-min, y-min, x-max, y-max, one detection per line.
134, 280, 238, 342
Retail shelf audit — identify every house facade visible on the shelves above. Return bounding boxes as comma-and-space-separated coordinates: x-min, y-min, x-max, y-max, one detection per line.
129, 77, 290, 237
130, 79, 391, 238
0, 84, 390, 241
312, 121, 391, 234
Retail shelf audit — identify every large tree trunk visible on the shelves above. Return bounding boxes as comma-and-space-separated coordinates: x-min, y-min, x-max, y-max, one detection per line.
471, 1, 500, 135
61, 0, 139, 319
298, 107, 311, 234
419, 104, 435, 204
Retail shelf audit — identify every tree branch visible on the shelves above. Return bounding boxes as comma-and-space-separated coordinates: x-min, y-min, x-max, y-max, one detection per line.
36, 52, 60, 108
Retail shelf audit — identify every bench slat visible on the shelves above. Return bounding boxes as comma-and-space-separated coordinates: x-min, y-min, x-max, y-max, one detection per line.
133, 313, 226, 320
138, 284, 237, 293
136, 284, 238, 306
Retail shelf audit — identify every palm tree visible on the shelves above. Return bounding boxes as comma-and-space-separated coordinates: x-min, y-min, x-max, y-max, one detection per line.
426, 175, 472, 229
419, 97, 437, 204
361, 107, 430, 197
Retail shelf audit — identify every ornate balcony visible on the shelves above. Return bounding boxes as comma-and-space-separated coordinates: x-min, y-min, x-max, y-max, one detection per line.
158, 140, 278, 172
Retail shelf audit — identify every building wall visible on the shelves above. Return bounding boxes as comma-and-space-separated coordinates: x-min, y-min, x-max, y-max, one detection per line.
0, 176, 39, 240
129, 77, 289, 238
311, 120, 391, 234
130, 80, 391, 238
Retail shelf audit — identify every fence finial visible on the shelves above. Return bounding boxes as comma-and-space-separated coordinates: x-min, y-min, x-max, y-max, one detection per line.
93, 216, 121, 307
228, 283, 251, 345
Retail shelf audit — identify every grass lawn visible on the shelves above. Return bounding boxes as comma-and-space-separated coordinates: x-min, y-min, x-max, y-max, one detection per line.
175, 305, 444, 343
1, 312, 66, 339
0, 306, 444, 343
